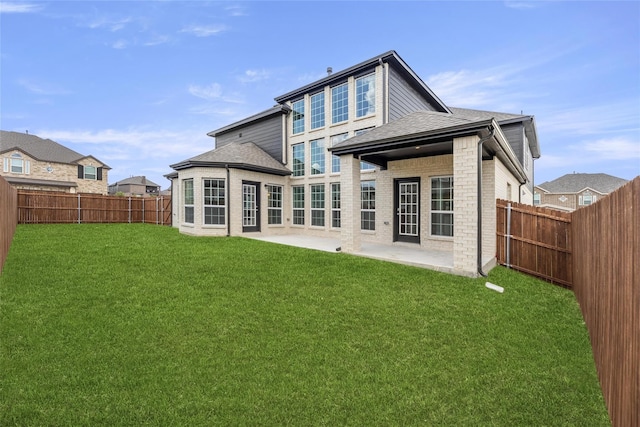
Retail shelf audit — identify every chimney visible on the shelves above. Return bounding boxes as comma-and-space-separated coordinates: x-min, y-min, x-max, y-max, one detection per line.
327, 67, 333, 76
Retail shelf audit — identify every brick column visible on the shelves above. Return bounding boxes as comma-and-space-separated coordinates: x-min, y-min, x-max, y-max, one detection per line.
453, 135, 479, 276
340, 154, 361, 253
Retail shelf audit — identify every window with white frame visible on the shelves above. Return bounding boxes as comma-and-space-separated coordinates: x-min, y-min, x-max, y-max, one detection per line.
431, 176, 453, 237
361, 180, 375, 231
292, 143, 305, 177
310, 184, 325, 227
292, 185, 305, 225
4, 153, 30, 175
267, 184, 283, 225
183, 179, 194, 224
355, 128, 376, 171
292, 99, 305, 134
310, 138, 325, 175
203, 179, 225, 225
331, 133, 348, 173
580, 193, 596, 206
331, 183, 341, 228
533, 193, 541, 205
84, 165, 97, 180
331, 83, 348, 124
356, 74, 376, 118
310, 92, 325, 129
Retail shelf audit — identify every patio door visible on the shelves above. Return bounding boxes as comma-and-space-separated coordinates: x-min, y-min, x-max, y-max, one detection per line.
242, 180, 260, 233
394, 178, 420, 244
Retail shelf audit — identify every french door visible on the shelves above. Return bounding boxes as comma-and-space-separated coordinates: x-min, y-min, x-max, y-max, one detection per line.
394, 178, 420, 244
242, 181, 260, 232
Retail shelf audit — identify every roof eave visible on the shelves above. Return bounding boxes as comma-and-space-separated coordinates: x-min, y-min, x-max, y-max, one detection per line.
170, 160, 291, 177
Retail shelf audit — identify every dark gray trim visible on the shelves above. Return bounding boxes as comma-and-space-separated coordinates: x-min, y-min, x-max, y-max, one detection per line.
207, 105, 290, 137
170, 160, 291, 177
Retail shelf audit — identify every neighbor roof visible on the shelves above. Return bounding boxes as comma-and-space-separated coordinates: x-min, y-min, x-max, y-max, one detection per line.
0, 130, 110, 168
274, 50, 450, 114
536, 173, 628, 194
111, 176, 161, 187
170, 141, 291, 176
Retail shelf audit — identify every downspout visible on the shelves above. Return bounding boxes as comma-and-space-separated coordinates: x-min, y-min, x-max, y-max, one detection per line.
477, 126, 495, 278
226, 164, 231, 237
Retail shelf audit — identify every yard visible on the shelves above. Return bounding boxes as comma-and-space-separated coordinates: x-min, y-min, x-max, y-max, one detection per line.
0, 224, 608, 425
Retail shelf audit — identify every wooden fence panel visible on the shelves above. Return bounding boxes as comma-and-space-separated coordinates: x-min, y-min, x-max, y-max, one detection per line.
17, 191, 172, 226
496, 200, 572, 288
0, 176, 18, 274
572, 177, 639, 427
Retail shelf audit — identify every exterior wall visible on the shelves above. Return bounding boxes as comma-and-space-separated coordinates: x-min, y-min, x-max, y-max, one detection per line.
387, 65, 438, 121
534, 188, 603, 212
215, 114, 284, 163
501, 123, 534, 193
1, 150, 108, 194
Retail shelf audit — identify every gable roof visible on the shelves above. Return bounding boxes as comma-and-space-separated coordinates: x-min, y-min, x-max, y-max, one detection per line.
0, 130, 110, 168
274, 50, 450, 114
111, 176, 161, 187
207, 105, 290, 137
536, 173, 628, 194
449, 107, 540, 158
170, 141, 291, 176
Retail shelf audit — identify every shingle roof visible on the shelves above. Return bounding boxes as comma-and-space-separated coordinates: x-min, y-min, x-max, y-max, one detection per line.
0, 130, 109, 168
112, 176, 161, 187
536, 173, 628, 194
331, 110, 490, 151
170, 141, 291, 176
448, 107, 528, 123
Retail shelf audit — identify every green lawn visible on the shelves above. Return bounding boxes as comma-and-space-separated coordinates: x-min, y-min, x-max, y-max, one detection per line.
1, 224, 608, 426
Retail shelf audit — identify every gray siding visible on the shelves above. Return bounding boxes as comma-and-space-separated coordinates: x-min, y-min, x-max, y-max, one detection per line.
501, 123, 534, 191
215, 115, 283, 162
388, 66, 437, 121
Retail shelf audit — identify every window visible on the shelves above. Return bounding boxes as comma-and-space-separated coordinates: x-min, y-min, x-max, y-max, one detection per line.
84, 165, 97, 180
533, 193, 541, 205
356, 74, 376, 118
311, 184, 325, 227
267, 185, 283, 225
292, 99, 305, 134
331, 83, 348, 123
431, 177, 453, 237
292, 143, 305, 177
203, 179, 225, 225
292, 185, 305, 225
331, 183, 341, 228
5, 153, 30, 175
331, 133, 348, 173
361, 180, 375, 231
183, 179, 194, 224
355, 128, 376, 171
310, 138, 325, 175
580, 193, 596, 206
310, 92, 325, 129
507, 182, 512, 201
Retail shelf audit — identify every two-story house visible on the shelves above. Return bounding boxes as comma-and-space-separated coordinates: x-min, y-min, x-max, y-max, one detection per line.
167, 51, 540, 277
108, 176, 161, 197
0, 130, 110, 194
534, 173, 628, 211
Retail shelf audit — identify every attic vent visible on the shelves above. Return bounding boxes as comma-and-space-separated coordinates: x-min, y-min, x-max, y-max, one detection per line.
327, 67, 332, 76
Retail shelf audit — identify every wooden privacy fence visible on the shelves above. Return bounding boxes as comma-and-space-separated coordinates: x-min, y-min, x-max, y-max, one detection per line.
0, 176, 18, 274
496, 200, 572, 288
497, 176, 639, 427
18, 191, 172, 225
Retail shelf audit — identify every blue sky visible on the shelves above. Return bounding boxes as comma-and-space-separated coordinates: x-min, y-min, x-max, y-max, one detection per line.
1, 0, 639, 189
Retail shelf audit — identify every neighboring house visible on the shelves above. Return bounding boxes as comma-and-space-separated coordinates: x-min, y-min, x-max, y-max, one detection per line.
167, 50, 540, 277
534, 173, 628, 211
108, 176, 161, 197
0, 130, 110, 194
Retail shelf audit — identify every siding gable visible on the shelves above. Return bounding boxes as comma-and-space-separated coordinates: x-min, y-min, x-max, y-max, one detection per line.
388, 66, 439, 121
214, 114, 283, 163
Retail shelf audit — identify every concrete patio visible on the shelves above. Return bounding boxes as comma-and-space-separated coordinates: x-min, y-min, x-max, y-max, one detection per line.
248, 234, 461, 275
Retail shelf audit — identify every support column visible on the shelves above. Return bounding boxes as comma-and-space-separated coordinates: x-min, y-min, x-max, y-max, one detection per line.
340, 154, 361, 253
453, 135, 479, 276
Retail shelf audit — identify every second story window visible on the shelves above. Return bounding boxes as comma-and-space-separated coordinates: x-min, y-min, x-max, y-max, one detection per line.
310, 138, 325, 175
5, 153, 30, 175
310, 92, 325, 129
331, 83, 348, 124
292, 99, 305, 134
331, 133, 348, 174
84, 165, 97, 180
292, 143, 305, 177
356, 74, 376, 118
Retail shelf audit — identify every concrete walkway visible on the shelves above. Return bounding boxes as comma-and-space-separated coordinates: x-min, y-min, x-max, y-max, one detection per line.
248, 234, 457, 274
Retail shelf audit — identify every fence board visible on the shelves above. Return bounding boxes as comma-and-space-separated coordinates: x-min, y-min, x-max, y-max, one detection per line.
0, 176, 18, 274
17, 191, 172, 226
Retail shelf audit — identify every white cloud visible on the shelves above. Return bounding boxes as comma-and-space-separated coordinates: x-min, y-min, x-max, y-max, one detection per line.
87, 17, 132, 32
503, 1, 538, 10
111, 39, 128, 49
18, 78, 71, 95
539, 101, 640, 136
188, 83, 223, 100
0, 2, 43, 13
180, 24, 228, 37
144, 35, 170, 46
581, 137, 640, 160
226, 5, 248, 17
238, 69, 270, 83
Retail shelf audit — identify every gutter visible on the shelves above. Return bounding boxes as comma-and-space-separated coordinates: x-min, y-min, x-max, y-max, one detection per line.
477, 126, 495, 278
226, 164, 231, 237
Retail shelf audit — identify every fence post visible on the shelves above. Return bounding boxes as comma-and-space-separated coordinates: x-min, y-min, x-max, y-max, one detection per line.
128, 197, 131, 223
77, 193, 81, 224
156, 197, 159, 225
142, 197, 145, 224
506, 202, 512, 268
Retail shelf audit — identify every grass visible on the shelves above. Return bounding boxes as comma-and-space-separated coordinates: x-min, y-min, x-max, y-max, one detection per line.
1, 224, 608, 426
